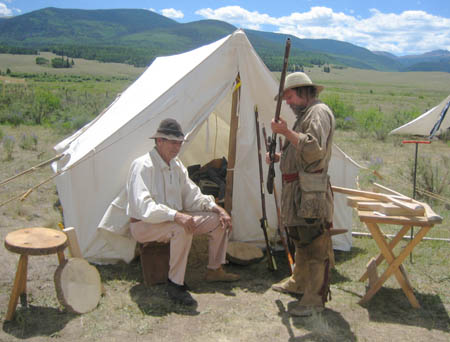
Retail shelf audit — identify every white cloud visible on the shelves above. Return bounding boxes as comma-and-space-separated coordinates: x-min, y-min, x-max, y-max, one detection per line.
195, 6, 450, 55
161, 8, 184, 19
0, 3, 13, 17
195, 6, 278, 30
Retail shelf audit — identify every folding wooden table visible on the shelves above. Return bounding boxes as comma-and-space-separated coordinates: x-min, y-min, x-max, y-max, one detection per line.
356, 211, 442, 308
332, 185, 443, 309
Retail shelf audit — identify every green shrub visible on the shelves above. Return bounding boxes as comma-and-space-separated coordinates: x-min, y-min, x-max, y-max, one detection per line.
390, 109, 420, 129
36, 57, 49, 65
32, 89, 61, 124
51, 57, 71, 68
354, 108, 381, 138
0, 105, 25, 126
321, 93, 356, 130
409, 156, 450, 201
438, 128, 450, 142
353, 107, 397, 141
2, 135, 15, 160
19, 132, 38, 151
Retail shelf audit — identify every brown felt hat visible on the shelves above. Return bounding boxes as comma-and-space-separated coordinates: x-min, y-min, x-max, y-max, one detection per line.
274, 72, 324, 100
150, 118, 186, 141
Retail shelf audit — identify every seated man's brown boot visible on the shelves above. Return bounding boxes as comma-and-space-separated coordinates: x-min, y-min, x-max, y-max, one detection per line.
205, 266, 240, 282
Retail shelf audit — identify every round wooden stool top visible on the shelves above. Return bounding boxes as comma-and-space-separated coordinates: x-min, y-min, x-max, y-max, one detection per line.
5, 227, 68, 256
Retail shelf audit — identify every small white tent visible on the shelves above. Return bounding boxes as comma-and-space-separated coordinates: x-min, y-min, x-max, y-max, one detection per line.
52, 30, 359, 264
390, 94, 450, 137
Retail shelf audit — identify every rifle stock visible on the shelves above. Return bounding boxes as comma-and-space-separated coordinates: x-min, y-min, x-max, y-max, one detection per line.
255, 106, 277, 271
267, 38, 291, 194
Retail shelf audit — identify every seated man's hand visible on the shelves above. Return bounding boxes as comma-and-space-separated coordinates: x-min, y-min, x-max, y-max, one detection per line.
213, 205, 232, 232
175, 212, 196, 233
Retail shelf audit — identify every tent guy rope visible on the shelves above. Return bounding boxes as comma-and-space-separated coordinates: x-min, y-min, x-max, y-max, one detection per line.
0, 153, 63, 188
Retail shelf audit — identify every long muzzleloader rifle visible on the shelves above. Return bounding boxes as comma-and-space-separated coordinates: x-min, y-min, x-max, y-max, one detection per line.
262, 125, 295, 274
267, 37, 291, 194
254, 105, 277, 271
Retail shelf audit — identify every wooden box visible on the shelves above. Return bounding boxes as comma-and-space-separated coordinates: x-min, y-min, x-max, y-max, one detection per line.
139, 242, 170, 286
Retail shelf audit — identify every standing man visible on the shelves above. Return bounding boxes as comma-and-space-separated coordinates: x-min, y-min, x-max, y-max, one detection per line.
268, 72, 335, 316
127, 118, 239, 306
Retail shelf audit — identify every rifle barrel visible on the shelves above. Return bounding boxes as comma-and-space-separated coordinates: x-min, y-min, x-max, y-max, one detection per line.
255, 106, 277, 271
262, 125, 295, 273
267, 38, 291, 194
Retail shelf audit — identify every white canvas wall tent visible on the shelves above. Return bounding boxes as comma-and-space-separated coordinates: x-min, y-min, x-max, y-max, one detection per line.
390, 94, 450, 137
52, 30, 360, 264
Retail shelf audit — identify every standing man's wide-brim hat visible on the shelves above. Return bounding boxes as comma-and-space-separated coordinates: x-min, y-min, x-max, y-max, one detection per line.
150, 118, 186, 141
274, 72, 324, 100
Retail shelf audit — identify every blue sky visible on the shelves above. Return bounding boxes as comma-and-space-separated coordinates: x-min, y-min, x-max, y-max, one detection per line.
1, 1, 449, 56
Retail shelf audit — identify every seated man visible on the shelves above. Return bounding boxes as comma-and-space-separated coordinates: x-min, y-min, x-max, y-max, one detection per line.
126, 118, 239, 306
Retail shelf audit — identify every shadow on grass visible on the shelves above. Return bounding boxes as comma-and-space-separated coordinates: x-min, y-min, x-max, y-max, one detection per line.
129, 282, 201, 317
275, 299, 356, 342
188, 255, 289, 296
96, 258, 143, 284
363, 287, 450, 332
2, 305, 77, 339
334, 246, 367, 265
330, 267, 352, 284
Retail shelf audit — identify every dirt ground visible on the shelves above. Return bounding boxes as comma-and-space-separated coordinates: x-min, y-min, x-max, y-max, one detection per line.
0, 129, 449, 342
0, 226, 449, 342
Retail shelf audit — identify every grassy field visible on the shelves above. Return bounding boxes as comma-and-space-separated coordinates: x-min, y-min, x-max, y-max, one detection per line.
0, 52, 144, 78
300, 66, 450, 115
0, 54, 449, 341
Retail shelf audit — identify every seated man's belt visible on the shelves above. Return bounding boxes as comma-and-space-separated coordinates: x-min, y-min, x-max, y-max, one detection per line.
282, 169, 324, 183
130, 217, 141, 223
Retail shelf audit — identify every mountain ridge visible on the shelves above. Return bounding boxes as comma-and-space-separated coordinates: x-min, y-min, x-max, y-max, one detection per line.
0, 7, 448, 72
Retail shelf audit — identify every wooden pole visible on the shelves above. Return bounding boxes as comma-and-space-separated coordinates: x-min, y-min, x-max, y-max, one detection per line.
224, 75, 240, 215
402, 140, 431, 262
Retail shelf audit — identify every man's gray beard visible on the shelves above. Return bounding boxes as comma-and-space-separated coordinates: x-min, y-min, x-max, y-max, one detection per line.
290, 104, 307, 117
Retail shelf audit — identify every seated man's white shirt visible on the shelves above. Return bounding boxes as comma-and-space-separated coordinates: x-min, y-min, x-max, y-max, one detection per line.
126, 148, 216, 223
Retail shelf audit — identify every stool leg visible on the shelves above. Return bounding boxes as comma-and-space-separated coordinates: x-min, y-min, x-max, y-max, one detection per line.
19, 255, 28, 307
5, 254, 28, 321
57, 250, 66, 265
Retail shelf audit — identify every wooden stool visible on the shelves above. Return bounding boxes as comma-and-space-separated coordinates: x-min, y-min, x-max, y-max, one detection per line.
4, 227, 68, 321
139, 242, 170, 286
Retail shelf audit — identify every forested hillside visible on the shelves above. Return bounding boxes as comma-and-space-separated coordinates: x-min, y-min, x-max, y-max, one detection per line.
0, 7, 448, 72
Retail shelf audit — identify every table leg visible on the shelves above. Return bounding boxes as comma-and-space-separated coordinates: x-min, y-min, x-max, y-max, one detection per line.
359, 223, 431, 308
5, 254, 28, 321
360, 225, 411, 282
